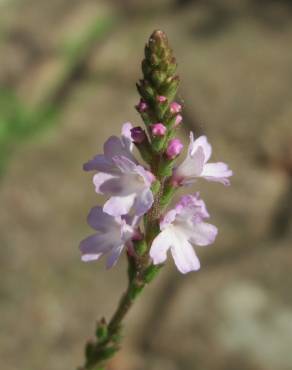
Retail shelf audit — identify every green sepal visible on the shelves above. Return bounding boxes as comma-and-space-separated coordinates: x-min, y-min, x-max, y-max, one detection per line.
145, 219, 160, 247
111, 332, 122, 344
161, 76, 179, 101
142, 59, 152, 77
143, 264, 163, 283
166, 58, 177, 76
85, 340, 95, 359
154, 101, 168, 121
98, 346, 119, 361
143, 82, 155, 100
160, 182, 177, 208
136, 81, 154, 102
96, 318, 108, 341
139, 112, 152, 126
151, 179, 161, 195
134, 140, 153, 164
162, 108, 178, 128
151, 70, 167, 87
157, 157, 175, 177
150, 53, 160, 66
166, 114, 178, 129
144, 45, 152, 60
152, 136, 166, 153
133, 238, 147, 256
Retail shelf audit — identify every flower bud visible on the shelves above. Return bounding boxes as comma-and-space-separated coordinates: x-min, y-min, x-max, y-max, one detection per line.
174, 114, 183, 127
151, 123, 167, 137
156, 95, 167, 103
170, 101, 182, 114
131, 126, 146, 143
135, 99, 148, 112
166, 138, 183, 159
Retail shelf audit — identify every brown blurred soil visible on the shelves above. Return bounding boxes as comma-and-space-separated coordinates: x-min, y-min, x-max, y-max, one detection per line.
0, 1, 292, 369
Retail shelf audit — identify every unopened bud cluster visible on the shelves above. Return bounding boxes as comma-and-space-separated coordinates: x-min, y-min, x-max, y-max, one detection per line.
134, 30, 184, 164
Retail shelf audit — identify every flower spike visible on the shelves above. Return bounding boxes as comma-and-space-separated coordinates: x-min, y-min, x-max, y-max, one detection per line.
79, 30, 233, 370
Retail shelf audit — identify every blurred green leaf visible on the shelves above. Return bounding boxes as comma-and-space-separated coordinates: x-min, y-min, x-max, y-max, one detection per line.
0, 88, 58, 175
61, 16, 115, 62
0, 14, 116, 177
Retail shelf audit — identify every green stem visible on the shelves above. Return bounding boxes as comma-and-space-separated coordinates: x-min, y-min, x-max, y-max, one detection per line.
107, 276, 144, 334
80, 29, 179, 370
82, 267, 145, 370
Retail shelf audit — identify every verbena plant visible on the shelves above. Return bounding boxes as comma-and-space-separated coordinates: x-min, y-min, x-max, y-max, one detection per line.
79, 30, 232, 370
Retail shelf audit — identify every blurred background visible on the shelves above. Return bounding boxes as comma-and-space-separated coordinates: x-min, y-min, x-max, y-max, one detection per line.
1, 0, 292, 369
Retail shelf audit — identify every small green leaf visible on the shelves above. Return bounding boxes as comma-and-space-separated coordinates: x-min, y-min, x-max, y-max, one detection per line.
157, 158, 174, 177
98, 346, 119, 360
160, 181, 177, 208
152, 136, 166, 153
134, 140, 153, 164
85, 340, 95, 359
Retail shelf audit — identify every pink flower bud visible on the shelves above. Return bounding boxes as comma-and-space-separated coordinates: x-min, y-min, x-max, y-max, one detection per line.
170, 102, 182, 114
166, 138, 183, 159
174, 114, 183, 127
157, 95, 167, 103
151, 123, 167, 137
136, 99, 148, 112
131, 126, 146, 143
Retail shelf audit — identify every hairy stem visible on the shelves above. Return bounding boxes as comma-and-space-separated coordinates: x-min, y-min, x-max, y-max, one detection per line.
80, 29, 179, 370
83, 273, 144, 370
107, 286, 133, 334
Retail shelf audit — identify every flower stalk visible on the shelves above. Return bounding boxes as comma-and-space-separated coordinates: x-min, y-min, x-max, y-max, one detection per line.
78, 30, 232, 370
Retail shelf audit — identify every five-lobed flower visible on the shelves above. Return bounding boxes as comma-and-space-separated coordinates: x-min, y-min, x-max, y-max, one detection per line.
84, 123, 155, 217
80, 206, 135, 268
172, 132, 233, 186
150, 193, 218, 273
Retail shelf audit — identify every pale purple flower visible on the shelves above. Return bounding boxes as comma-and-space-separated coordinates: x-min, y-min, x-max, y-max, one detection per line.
84, 122, 136, 173
170, 101, 182, 114
79, 206, 135, 268
84, 123, 154, 217
173, 133, 233, 186
151, 123, 167, 136
94, 156, 154, 217
166, 138, 184, 159
150, 193, 218, 273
